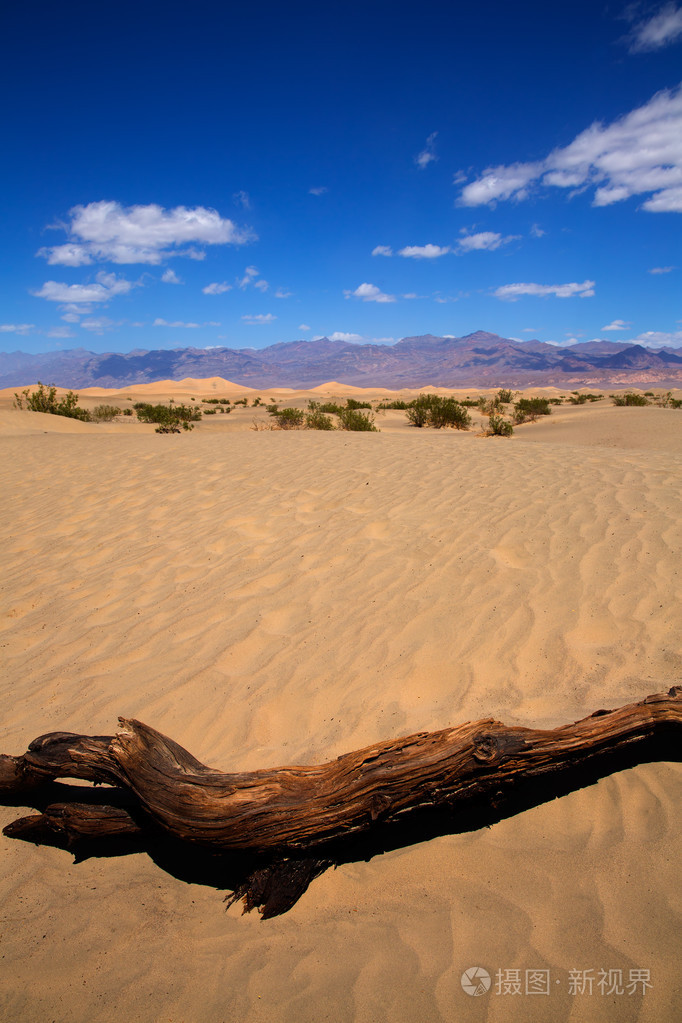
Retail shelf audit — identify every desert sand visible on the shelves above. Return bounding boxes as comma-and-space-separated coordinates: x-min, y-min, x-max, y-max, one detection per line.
0, 380, 680, 1023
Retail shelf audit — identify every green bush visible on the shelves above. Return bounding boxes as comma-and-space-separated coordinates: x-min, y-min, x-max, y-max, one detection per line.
611, 393, 649, 406
203, 408, 217, 414
14, 382, 91, 421
133, 401, 201, 432
273, 407, 305, 429
316, 401, 345, 414
305, 409, 335, 430
345, 398, 372, 410
92, 404, 121, 421
337, 408, 378, 431
497, 389, 514, 404
123, 408, 133, 416
513, 397, 552, 423
487, 414, 514, 437
406, 394, 471, 429
377, 399, 410, 410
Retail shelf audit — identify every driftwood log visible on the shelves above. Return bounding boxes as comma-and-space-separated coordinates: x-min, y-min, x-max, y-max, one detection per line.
1, 687, 681, 918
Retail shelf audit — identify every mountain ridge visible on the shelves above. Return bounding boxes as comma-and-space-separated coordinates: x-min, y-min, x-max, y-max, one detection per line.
2, 332, 682, 389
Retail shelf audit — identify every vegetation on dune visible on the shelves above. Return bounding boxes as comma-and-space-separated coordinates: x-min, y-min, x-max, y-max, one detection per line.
337, 407, 378, 431
486, 413, 514, 437
406, 394, 471, 429
133, 400, 202, 432
611, 392, 649, 406
92, 404, 122, 421
14, 382, 92, 421
513, 397, 552, 423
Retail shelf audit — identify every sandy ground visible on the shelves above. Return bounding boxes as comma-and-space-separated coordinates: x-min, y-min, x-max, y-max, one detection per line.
0, 380, 680, 1022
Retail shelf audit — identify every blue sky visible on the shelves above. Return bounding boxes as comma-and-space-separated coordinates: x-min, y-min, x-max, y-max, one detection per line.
1, 0, 681, 355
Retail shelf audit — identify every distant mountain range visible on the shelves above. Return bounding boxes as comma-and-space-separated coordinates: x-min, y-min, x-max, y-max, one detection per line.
3, 332, 682, 390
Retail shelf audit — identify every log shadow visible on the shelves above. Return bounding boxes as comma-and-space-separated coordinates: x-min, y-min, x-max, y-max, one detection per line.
2, 725, 680, 918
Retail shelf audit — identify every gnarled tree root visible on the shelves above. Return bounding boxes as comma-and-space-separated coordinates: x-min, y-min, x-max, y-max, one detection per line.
1, 687, 681, 918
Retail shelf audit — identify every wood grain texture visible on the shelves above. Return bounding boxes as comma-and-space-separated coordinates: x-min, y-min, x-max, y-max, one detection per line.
2, 687, 680, 916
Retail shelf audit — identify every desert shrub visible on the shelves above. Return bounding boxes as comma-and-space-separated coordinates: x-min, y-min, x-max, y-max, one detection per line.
377, 399, 410, 410
203, 408, 217, 414
14, 382, 91, 421
405, 394, 470, 429
406, 402, 430, 427
316, 401, 345, 414
429, 397, 471, 430
644, 391, 654, 397
252, 397, 262, 406
548, 397, 563, 405
568, 394, 588, 404
345, 398, 372, 410
305, 409, 335, 430
233, 397, 249, 406
656, 392, 682, 408
611, 393, 649, 406
272, 407, 305, 429
92, 404, 121, 421
202, 398, 220, 404
513, 397, 552, 423
459, 398, 480, 408
265, 403, 280, 415
497, 389, 514, 404
486, 414, 514, 437
133, 401, 201, 431
123, 408, 133, 416
337, 408, 378, 431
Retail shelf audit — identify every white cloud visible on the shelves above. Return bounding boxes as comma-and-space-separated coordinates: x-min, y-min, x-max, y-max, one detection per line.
309, 186, 328, 196
601, 319, 630, 331
233, 190, 251, 209
254, 279, 269, 292
343, 283, 396, 303
242, 313, 277, 324
202, 281, 232, 294
80, 317, 114, 333
329, 332, 364, 342
153, 318, 200, 328
457, 231, 518, 252
648, 264, 676, 273
46, 326, 75, 338
275, 288, 292, 298
0, 323, 34, 334
530, 223, 545, 238
458, 85, 682, 213
402, 292, 419, 299
494, 280, 596, 301
33, 271, 135, 305
237, 265, 261, 289
398, 244, 451, 259
298, 324, 310, 331
37, 200, 254, 266
372, 245, 393, 256
631, 329, 682, 347
37, 243, 93, 266
161, 269, 182, 284
415, 132, 438, 169
627, 3, 682, 52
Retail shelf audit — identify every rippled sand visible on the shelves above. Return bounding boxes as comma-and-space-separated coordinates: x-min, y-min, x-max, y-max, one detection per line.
0, 384, 680, 1022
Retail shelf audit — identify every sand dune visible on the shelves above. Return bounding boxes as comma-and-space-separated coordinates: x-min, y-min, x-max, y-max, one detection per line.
0, 382, 680, 1022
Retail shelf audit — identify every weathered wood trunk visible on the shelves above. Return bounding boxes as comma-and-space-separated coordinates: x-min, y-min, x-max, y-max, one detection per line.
2, 687, 680, 917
